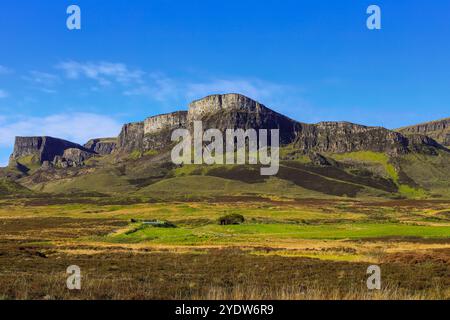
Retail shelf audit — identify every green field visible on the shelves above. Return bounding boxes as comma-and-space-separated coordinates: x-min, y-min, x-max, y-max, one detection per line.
107, 222, 450, 245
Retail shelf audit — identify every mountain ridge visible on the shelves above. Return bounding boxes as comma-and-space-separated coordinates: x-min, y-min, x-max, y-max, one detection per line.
2, 93, 449, 200
397, 117, 450, 146
6, 93, 449, 168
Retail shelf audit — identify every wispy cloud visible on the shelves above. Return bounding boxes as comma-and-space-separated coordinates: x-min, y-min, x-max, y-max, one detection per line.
23, 71, 60, 86
52, 61, 297, 109
185, 78, 291, 102
0, 65, 12, 75
124, 74, 297, 109
0, 113, 122, 148
22, 71, 61, 93
57, 61, 145, 86
123, 73, 178, 102
0, 89, 8, 98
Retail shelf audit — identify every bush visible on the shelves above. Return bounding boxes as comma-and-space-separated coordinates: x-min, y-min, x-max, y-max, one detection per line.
218, 214, 245, 225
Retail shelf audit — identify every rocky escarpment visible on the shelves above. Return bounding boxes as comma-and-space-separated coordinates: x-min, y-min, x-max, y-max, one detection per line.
144, 111, 187, 135
114, 93, 446, 156
84, 138, 117, 155
189, 94, 301, 145
188, 94, 268, 121
397, 117, 450, 146
143, 111, 188, 150
116, 111, 188, 153
293, 122, 410, 155
10, 137, 91, 164
8, 94, 448, 172
117, 121, 145, 153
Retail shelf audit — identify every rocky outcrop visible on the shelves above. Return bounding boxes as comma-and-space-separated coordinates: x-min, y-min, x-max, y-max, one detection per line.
293, 122, 410, 155
144, 111, 187, 135
117, 122, 144, 153
397, 118, 450, 146
308, 152, 332, 166
10, 136, 89, 164
140, 111, 189, 151
53, 148, 96, 168
405, 134, 444, 154
188, 94, 267, 121
84, 138, 117, 155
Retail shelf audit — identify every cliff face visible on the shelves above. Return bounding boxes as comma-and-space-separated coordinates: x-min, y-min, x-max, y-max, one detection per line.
113, 93, 446, 156
117, 122, 144, 153
11, 137, 89, 164
189, 94, 300, 145
293, 122, 410, 155
397, 118, 450, 146
10, 94, 448, 170
144, 111, 187, 135
141, 111, 188, 151
84, 138, 117, 155
188, 94, 267, 121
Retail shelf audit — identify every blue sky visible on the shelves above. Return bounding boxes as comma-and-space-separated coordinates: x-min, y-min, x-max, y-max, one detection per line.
1, 0, 450, 166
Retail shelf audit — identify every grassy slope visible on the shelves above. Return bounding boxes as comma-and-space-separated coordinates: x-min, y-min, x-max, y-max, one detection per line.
399, 150, 450, 198
0, 178, 32, 196
10, 148, 450, 200
137, 175, 332, 199
330, 151, 430, 199
31, 168, 137, 194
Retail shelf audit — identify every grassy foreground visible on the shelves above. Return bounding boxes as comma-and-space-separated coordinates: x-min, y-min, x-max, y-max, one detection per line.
0, 195, 449, 300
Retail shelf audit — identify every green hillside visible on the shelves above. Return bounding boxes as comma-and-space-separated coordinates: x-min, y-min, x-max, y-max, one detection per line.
0, 178, 32, 196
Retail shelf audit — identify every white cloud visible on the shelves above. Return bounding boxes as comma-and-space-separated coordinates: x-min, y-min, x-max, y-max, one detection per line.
53, 61, 296, 108
0, 113, 123, 149
123, 74, 295, 108
57, 61, 145, 86
0, 89, 8, 98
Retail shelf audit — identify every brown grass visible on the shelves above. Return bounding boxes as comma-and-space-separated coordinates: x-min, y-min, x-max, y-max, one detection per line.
0, 248, 448, 300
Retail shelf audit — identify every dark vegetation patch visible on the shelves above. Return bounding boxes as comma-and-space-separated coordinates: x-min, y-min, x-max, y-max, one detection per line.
361, 199, 450, 208
281, 161, 397, 192
0, 217, 127, 239
353, 236, 450, 244
20, 196, 146, 206
208, 195, 280, 204
277, 165, 364, 197
304, 165, 397, 193
207, 166, 267, 184
0, 217, 127, 235
383, 249, 450, 265
127, 176, 164, 188
218, 214, 245, 225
